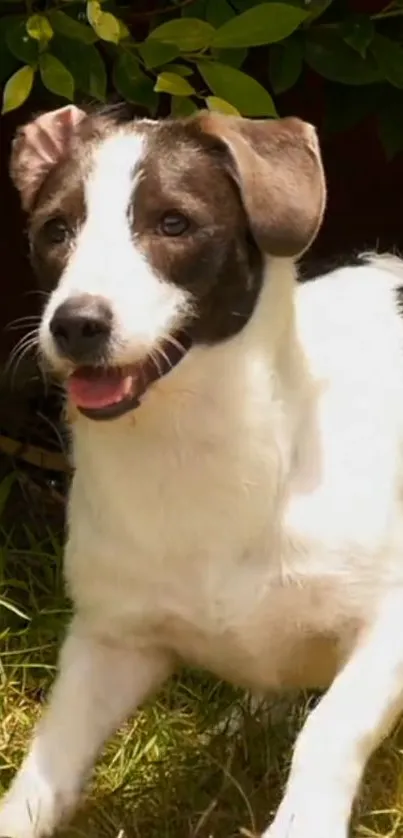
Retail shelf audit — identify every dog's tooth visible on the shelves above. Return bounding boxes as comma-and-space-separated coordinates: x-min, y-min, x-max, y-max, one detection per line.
123, 374, 135, 395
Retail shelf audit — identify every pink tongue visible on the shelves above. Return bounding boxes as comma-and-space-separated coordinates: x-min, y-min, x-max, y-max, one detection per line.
67, 369, 131, 409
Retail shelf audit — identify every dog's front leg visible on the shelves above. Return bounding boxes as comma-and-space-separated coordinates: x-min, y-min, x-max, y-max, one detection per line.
264, 591, 403, 838
0, 618, 172, 838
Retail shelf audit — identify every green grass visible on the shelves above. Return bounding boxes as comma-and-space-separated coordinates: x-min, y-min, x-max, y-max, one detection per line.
1, 467, 403, 838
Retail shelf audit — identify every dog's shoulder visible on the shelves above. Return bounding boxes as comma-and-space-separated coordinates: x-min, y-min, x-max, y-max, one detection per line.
285, 253, 403, 555
295, 252, 403, 378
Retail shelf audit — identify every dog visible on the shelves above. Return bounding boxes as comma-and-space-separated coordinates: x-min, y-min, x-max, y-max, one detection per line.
2, 104, 403, 838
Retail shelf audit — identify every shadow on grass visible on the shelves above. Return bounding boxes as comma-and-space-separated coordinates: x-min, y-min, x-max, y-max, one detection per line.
61, 680, 296, 838
61, 685, 403, 838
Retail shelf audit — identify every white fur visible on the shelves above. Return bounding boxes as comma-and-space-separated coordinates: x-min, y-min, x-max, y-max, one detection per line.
40, 130, 191, 372
4, 243, 403, 838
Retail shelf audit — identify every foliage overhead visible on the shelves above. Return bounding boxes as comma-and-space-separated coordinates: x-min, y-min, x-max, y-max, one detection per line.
1, 0, 403, 158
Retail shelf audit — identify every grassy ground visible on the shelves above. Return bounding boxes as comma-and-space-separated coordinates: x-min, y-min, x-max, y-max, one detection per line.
1, 463, 403, 838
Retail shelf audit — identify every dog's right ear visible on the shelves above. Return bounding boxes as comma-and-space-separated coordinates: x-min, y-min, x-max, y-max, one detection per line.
196, 112, 326, 258
10, 105, 85, 212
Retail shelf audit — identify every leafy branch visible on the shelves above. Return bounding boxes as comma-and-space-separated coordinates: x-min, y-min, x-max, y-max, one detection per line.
1, 0, 403, 158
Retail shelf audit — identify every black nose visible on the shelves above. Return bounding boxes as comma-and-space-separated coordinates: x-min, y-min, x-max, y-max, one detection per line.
50, 295, 112, 363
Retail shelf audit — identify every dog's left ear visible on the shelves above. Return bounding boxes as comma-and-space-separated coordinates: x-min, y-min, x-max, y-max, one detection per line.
197, 112, 326, 258
10, 105, 85, 212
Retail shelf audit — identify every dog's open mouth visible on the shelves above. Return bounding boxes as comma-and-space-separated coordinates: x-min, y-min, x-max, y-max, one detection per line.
66, 332, 192, 421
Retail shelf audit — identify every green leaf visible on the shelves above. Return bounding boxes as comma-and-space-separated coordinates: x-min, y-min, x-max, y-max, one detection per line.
47, 10, 97, 45
95, 12, 121, 44
113, 51, 158, 112
181, 0, 207, 17
206, 0, 234, 27
212, 3, 308, 49
269, 35, 303, 94
39, 53, 74, 100
150, 18, 215, 52
118, 20, 131, 41
0, 16, 20, 83
87, 0, 120, 44
198, 60, 277, 116
2, 64, 34, 114
155, 71, 195, 95
171, 96, 198, 117
232, 0, 266, 8
305, 32, 381, 85
211, 47, 248, 68
168, 63, 193, 77
370, 34, 403, 89
0, 15, 19, 39
26, 14, 53, 44
206, 95, 240, 114
377, 102, 403, 160
113, 49, 141, 88
6, 20, 38, 63
51, 35, 106, 101
87, 0, 100, 27
341, 14, 374, 58
305, 0, 333, 25
138, 38, 179, 69
0, 47, 18, 85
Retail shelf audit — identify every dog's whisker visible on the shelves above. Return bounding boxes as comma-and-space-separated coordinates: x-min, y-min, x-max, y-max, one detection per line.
156, 347, 174, 373
36, 354, 53, 394
7, 321, 42, 333
149, 350, 164, 378
7, 314, 42, 331
8, 329, 39, 355
6, 330, 40, 384
23, 288, 49, 300
37, 409, 67, 455
163, 334, 189, 356
8, 343, 39, 382
7, 333, 38, 368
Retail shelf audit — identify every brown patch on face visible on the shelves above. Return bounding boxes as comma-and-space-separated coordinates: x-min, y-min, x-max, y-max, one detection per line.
29, 160, 86, 291
130, 120, 264, 344
125, 112, 325, 345
27, 112, 119, 292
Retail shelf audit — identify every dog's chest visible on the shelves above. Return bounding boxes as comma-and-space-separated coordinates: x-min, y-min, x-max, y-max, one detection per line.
66, 416, 369, 691
69, 518, 358, 690
145, 568, 356, 689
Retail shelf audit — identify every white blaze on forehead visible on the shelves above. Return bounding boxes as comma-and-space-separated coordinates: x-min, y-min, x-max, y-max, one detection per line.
84, 129, 145, 237
41, 127, 190, 367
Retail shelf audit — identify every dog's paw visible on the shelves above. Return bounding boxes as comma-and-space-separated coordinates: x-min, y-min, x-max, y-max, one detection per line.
263, 816, 347, 838
0, 799, 39, 838
0, 789, 55, 838
262, 795, 348, 838
0, 771, 75, 838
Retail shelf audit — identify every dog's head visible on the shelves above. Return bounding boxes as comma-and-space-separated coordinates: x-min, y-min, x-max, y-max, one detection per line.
10, 105, 325, 421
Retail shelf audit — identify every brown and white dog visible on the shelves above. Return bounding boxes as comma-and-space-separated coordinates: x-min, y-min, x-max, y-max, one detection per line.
2, 104, 403, 838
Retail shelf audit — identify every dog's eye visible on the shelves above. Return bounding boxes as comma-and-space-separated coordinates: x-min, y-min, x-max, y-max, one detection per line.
159, 212, 190, 237
41, 217, 70, 245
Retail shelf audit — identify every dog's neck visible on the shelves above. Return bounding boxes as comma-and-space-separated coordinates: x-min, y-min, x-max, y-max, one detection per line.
70, 258, 311, 488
